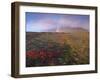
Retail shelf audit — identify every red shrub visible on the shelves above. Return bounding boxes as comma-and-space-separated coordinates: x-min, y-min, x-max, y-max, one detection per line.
26, 49, 62, 60
38, 49, 47, 59
26, 50, 39, 59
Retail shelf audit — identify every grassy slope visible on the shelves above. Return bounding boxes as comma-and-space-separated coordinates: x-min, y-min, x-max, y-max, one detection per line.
26, 30, 89, 65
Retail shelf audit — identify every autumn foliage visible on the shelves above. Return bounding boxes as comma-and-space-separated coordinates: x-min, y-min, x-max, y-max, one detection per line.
26, 32, 89, 67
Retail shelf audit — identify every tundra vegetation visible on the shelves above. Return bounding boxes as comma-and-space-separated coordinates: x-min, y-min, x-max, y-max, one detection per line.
26, 29, 89, 67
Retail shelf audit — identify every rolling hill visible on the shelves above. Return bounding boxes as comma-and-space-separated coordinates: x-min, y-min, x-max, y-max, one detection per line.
26, 27, 89, 67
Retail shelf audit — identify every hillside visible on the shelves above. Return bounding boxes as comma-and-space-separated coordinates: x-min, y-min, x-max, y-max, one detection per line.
26, 28, 89, 67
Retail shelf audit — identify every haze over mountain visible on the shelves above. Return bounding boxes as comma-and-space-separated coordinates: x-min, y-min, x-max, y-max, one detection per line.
26, 13, 89, 32
44, 26, 88, 33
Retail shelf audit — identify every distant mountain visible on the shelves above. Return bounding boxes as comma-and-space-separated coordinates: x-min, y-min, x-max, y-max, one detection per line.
44, 26, 88, 33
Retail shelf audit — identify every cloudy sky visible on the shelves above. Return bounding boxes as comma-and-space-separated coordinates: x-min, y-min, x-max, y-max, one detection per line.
26, 12, 89, 32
